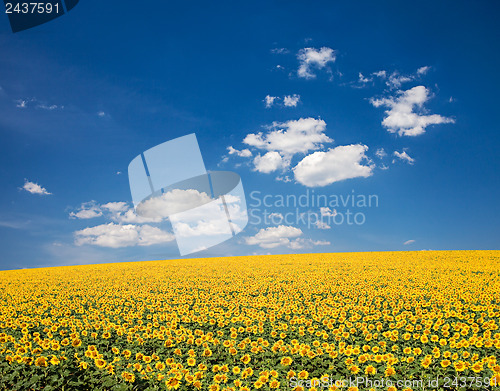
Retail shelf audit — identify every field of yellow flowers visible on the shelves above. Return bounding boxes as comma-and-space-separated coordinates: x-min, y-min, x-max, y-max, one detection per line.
1, 250, 499, 390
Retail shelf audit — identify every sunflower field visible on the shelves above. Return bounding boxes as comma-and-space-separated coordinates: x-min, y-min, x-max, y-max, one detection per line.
0, 250, 499, 390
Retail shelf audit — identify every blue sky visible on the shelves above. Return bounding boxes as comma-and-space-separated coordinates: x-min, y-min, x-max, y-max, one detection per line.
0, 0, 498, 270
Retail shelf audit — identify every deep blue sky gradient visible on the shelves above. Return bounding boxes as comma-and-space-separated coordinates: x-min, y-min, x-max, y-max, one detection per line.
0, 0, 498, 269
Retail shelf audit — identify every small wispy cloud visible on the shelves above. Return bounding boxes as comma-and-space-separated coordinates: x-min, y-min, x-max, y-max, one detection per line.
375, 148, 387, 159
417, 66, 431, 75
283, 94, 301, 107
15, 97, 62, 110
69, 201, 103, 219
264, 95, 278, 108
297, 47, 336, 79
20, 180, 52, 195
404, 239, 415, 245
271, 48, 289, 54
264, 94, 301, 108
227, 146, 252, 158
393, 150, 415, 165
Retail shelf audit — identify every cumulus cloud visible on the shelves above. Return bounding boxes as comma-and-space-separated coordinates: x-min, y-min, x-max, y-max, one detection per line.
136, 189, 213, 219
243, 117, 332, 157
283, 94, 300, 107
253, 151, 288, 173
69, 201, 103, 219
264, 95, 277, 108
293, 144, 374, 187
393, 150, 415, 164
370, 86, 455, 136
404, 239, 415, 245
69, 200, 157, 224
101, 202, 129, 213
110, 208, 161, 224
74, 223, 175, 248
245, 225, 303, 248
297, 47, 336, 79
21, 180, 51, 195
227, 146, 252, 158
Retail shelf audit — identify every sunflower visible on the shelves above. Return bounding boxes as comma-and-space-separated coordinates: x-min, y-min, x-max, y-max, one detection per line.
35, 356, 48, 367
165, 377, 181, 390
50, 356, 60, 365
95, 358, 107, 369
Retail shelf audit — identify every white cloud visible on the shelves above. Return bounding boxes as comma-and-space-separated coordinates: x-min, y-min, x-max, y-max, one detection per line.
320, 207, 337, 217
372, 70, 387, 78
253, 151, 288, 173
69, 201, 102, 219
370, 86, 455, 136
386, 72, 412, 89
417, 66, 430, 75
283, 94, 300, 107
288, 238, 330, 249
264, 95, 278, 108
375, 148, 387, 159
293, 144, 374, 187
21, 180, 51, 195
393, 150, 415, 164
314, 220, 331, 230
15, 98, 62, 110
137, 225, 176, 246
358, 72, 372, 83
404, 239, 415, 245
74, 223, 174, 248
227, 146, 252, 157
105, 202, 128, 213
15, 99, 28, 108
97, 111, 106, 117
101, 201, 128, 212
245, 225, 303, 248
37, 104, 61, 110
276, 175, 292, 183
111, 208, 160, 224
297, 47, 336, 79
136, 189, 213, 219
271, 48, 289, 54
243, 117, 332, 157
